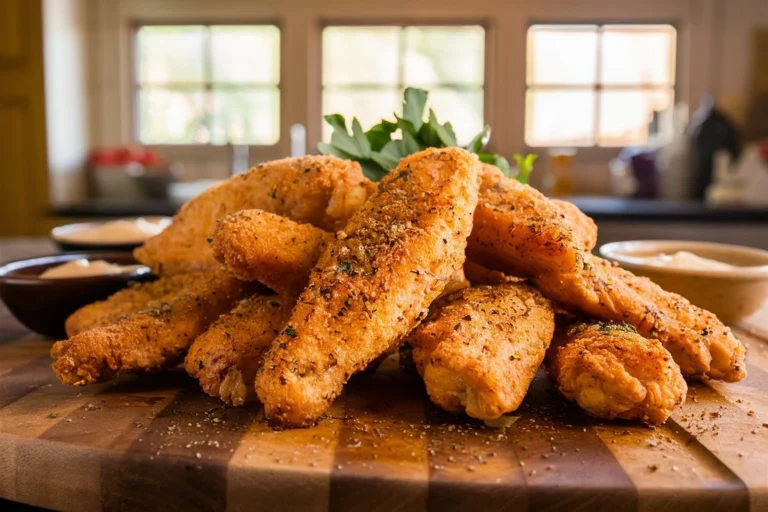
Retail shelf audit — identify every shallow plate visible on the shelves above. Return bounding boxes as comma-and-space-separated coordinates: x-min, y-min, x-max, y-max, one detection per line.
50, 217, 171, 252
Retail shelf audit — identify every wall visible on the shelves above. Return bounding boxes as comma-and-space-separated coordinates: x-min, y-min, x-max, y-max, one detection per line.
714, 0, 768, 127
43, 0, 90, 205
44, 0, 768, 200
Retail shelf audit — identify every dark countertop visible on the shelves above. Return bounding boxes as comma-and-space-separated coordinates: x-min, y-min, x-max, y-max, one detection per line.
53, 197, 768, 223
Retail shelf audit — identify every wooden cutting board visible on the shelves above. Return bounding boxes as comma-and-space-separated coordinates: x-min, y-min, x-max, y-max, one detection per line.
2, 307, 768, 512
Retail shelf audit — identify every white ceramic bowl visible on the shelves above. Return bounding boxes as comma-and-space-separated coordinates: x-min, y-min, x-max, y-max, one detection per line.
599, 240, 768, 323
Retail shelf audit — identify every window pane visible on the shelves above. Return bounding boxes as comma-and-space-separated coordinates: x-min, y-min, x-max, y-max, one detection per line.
323, 27, 399, 85
138, 26, 205, 84
211, 26, 280, 84
322, 89, 400, 140
427, 88, 484, 145
211, 88, 280, 145
597, 88, 674, 146
601, 25, 676, 85
403, 26, 484, 85
139, 89, 208, 144
527, 26, 598, 85
525, 89, 596, 146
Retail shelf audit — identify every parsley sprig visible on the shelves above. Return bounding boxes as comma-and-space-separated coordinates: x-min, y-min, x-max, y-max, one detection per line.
318, 88, 534, 182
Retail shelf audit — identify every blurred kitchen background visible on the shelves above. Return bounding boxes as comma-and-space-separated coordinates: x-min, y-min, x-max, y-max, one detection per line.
1, 0, 768, 247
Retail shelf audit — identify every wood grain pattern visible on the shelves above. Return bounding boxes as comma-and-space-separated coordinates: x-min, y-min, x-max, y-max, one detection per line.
1, 245, 768, 510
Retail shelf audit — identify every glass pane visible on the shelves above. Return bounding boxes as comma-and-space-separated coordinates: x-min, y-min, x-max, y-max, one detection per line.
427, 88, 484, 145
322, 89, 400, 140
601, 25, 676, 85
139, 89, 208, 144
403, 26, 484, 85
525, 89, 596, 146
597, 88, 674, 146
323, 27, 399, 85
138, 26, 205, 84
211, 26, 280, 84
211, 88, 280, 145
527, 25, 598, 85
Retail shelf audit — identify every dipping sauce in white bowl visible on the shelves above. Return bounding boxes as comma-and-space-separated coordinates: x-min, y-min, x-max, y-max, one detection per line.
600, 240, 768, 322
626, 250, 737, 271
56, 217, 171, 245
40, 258, 145, 279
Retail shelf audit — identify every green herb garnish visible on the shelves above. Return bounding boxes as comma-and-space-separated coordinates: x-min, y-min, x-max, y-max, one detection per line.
284, 326, 297, 338
319, 88, 534, 182
512, 153, 538, 185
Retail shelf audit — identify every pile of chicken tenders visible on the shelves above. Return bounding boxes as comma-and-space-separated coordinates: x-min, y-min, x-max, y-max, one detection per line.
51, 148, 747, 428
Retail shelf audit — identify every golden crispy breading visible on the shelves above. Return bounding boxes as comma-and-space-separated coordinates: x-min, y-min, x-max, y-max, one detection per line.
213, 209, 467, 298
547, 321, 687, 425
64, 274, 192, 336
408, 284, 554, 420
134, 155, 376, 275
463, 260, 522, 287
552, 199, 598, 251
467, 164, 746, 382
211, 209, 333, 297
185, 295, 294, 406
50, 269, 256, 386
256, 148, 480, 427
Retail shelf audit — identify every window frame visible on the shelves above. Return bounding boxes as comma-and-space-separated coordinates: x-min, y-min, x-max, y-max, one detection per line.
129, 21, 284, 159
524, 21, 679, 153
317, 19, 493, 146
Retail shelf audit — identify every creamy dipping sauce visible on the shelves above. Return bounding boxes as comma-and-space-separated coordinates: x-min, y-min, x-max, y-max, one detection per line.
634, 251, 737, 270
40, 259, 143, 279
58, 218, 170, 244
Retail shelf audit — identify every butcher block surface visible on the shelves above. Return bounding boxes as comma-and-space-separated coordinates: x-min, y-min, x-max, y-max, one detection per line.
1, 243, 768, 511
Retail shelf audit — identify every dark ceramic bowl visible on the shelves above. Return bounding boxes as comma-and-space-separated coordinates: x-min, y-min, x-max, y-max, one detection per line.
50, 217, 171, 252
0, 252, 155, 339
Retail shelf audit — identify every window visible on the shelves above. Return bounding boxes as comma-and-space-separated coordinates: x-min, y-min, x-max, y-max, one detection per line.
526, 24, 676, 147
135, 25, 280, 146
322, 25, 485, 144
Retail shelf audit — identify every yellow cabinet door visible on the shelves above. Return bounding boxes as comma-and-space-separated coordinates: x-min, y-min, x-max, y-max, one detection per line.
0, 0, 49, 236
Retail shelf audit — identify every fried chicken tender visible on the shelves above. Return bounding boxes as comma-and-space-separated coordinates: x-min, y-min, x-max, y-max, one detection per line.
50, 269, 256, 386
552, 199, 597, 251
213, 208, 468, 298
64, 274, 192, 336
256, 147, 480, 427
185, 295, 294, 406
467, 164, 746, 382
408, 283, 555, 420
134, 155, 376, 275
211, 210, 333, 297
547, 321, 687, 425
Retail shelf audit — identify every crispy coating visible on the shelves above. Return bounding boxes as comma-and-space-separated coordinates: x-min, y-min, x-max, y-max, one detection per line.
552, 199, 598, 251
185, 295, 294, 406
463, 260, 522, 287
64, 274, 192, 336
408, 284, 555, 420
212, 210, 332, 297
50, 269, 256, 386
547, 321, 687, 425
134, 155, 376, 275
467, 164, 746, 382
256, 148, 480, 427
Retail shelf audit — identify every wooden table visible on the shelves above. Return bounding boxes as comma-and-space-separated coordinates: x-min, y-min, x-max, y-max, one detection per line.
2, 239, 768, 511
